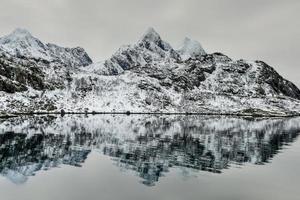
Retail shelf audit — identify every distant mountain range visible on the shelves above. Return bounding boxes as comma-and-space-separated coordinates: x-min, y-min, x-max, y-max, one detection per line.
0, 28, 300, 116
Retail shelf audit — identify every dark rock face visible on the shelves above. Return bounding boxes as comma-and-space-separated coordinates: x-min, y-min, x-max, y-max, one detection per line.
0, 77, 27, 93
256, 61, 300, 100
46, 44, 93, 67
70, 47, 93, 67
0, 50, 92, 93
0, 53, 46, 93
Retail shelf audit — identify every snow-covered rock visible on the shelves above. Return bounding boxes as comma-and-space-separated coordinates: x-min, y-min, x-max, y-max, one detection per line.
0, 28, 92, 67
0, 27, 300, 116
0, 28, 92, 96
0, 28, 50, 60
88, 27, 180, 76
177, 37, 206, 60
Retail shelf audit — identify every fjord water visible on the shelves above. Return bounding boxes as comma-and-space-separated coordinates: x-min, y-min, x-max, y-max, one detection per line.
0, 115, 300, 200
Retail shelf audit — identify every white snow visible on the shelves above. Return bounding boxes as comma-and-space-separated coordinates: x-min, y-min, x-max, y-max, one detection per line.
0, 28, 92, 67
0, 28, 51, 61
177, 37, 206, 60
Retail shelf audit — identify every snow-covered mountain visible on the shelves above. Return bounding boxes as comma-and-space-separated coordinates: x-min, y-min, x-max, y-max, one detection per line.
0, 28, 92, 67
0, 28, 300, 116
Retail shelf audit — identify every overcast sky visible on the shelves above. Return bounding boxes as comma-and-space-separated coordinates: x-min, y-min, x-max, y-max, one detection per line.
0, 0, 299, 86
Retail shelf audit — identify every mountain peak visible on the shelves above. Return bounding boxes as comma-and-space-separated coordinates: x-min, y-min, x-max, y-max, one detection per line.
0, 28, 92, 66
139, 27, 162, 43
177, 37, 206, 60
11, 28, 33, 37
0, 28, 50, 60
136, 27, 175, 54
0, 28, 39, 45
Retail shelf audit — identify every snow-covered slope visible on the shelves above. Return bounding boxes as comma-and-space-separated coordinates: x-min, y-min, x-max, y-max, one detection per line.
0, 28, 300, 116
0, 28, 50, 60
0, 28, 93, 96
177, 37, 206, 60
88, 27, 180, 76
0, 28, 92, 67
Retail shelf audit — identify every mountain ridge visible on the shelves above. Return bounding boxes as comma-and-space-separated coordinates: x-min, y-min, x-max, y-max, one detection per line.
0, 28, 300, 116
0, 28, 92, 67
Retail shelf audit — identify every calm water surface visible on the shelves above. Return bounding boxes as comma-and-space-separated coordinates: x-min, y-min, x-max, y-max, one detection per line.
0, 115, 300, 200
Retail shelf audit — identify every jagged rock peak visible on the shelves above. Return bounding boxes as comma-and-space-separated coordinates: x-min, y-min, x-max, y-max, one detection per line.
137, 27, 175, 54
139, 27, 162, 43
177, 37, 206, 60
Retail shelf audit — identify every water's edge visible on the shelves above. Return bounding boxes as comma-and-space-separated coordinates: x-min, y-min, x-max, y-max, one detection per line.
1, 111, 300, 119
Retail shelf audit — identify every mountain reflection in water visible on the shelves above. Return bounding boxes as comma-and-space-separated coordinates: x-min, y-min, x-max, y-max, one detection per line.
0, 115, 299, 186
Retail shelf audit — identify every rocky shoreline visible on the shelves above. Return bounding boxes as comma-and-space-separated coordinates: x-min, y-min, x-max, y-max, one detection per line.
1, 111, 300, 119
